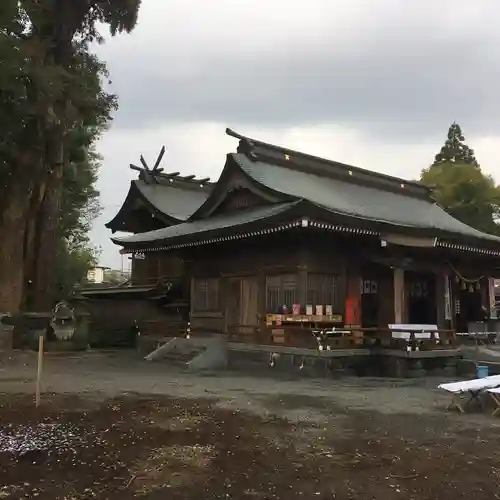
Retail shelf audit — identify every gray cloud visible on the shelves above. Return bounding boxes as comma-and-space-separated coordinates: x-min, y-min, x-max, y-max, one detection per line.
94, 0, 500, 141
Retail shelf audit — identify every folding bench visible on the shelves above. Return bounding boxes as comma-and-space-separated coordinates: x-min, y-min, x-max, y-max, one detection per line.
486, 388, 500, 416
438, 375, 500, 413
389, 324, 437, 351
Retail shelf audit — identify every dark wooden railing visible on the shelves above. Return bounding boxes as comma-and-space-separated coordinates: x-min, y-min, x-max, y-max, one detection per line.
136, 319, 187, 339
129, 275, 183, 287
228, 323, 457, 351
136, 315, 458, 352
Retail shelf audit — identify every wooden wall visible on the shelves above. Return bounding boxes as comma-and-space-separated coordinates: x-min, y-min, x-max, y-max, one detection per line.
183, 233, 303, 333
126, 231, 499, 339
183, 232, 377, 333
131, 253, 184, 285
76, 295, 187, 346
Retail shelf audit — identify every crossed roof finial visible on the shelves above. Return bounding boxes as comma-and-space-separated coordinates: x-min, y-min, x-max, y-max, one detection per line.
129, 146, 166, 183
129, 145, 211, 185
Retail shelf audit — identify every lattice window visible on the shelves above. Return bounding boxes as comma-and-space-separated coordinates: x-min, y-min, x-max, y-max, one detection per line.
266, 274, 298, 313
193, 278, 219, 312
307, 273, 339, 308
409, 280, 429, 298
360, 279, 378, 295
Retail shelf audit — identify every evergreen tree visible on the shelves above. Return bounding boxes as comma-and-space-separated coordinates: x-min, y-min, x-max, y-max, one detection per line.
0, 1, 141, 313
421, 162, 500, 235
434, 122, 479, 166
421, 124, 500, 235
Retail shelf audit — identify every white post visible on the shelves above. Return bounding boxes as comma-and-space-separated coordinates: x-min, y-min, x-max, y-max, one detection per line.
35, 333, 44, 407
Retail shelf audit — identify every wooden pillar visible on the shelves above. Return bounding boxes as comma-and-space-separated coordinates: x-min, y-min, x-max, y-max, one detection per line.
130, 254, 137, 284
345, 263, 361, 327
480, 278, 488, 313
297, 243, 308, 312
257, 267, 266, 316
297, 265, 307, 310
393, 268, 405, 324
435, 272, 446, 329
182, 257, 195, 321
221, 277, 229, 334
488, 278, 498, 320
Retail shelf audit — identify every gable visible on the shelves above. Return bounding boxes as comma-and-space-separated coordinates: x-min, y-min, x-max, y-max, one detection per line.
211, 187, 269, 216
189, 155, 291, 220
106, 178, 212, 233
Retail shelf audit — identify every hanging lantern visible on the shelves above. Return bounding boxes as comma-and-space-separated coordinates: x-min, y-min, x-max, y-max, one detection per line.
476, 281, 481, 291
468, 284, 474, 293
455, 275, 460, 284
461, 281, 467, 290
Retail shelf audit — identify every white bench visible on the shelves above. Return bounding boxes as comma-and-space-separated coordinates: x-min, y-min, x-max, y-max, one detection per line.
456, 331, 499, 345
389, 324, 438, 351
486, 387, 500, 416
438, 375, 500, 413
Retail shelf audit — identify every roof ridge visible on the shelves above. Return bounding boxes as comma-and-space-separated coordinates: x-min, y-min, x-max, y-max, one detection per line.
136, 169, 215, 186
226, 127, 429, 197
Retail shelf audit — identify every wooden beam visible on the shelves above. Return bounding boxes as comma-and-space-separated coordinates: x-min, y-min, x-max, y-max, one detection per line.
226, 127, 245, 140
140, 155, 149, 170
153, 145, 166, 170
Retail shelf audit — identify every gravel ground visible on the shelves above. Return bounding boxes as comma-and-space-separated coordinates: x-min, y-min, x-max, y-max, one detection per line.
0, 350, 499, 499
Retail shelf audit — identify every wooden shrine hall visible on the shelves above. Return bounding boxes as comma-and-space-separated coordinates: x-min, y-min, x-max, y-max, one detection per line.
109, 128, 500, 370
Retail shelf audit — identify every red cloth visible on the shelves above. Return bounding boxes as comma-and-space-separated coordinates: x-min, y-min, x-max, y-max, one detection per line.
345, 296, 360, 325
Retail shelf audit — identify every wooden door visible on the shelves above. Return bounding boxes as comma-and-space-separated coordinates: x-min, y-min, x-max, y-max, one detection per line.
241, 277, 259, 325
225, 276, 259, 327
226, 278, 241, 328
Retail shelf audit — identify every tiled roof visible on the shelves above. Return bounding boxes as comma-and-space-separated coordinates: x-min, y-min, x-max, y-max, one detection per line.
113, 202, 300, 245
134, 180, 210, 221
106, 178, 212, 232
232, 153, 500, 242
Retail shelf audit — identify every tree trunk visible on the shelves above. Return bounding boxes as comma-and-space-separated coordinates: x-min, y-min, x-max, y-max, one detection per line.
30, 137, 65, 312
23, 177, 49, 310
0, 182, 32, 313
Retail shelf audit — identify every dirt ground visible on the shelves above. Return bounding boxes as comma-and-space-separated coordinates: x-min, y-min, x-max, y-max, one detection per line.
1, 351, 500, 499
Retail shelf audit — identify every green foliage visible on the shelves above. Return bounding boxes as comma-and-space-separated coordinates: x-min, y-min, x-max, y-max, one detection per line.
0, 0, 141, 311
421, 161, 500, 235
55, 134, 102, 297
0, 3, 33, 184
423, 123, 500, 235
60, 146, 101, 242
434, 122, 479, 166
19, 0, 142, 43
54, 239, 99, 299
104, 269, 130, 285
0, 0, 138, 181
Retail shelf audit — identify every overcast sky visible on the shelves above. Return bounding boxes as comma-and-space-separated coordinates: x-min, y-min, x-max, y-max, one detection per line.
92, 0, 500, 269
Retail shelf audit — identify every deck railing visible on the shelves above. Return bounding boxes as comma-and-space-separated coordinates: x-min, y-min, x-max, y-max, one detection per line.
229, 324, 457, 351
136, 317, 458, 352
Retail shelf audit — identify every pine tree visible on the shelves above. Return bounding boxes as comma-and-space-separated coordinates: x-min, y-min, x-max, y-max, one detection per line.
434, 122, 479, 166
